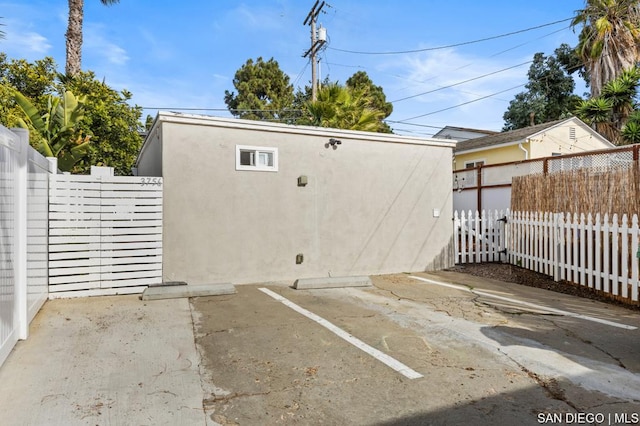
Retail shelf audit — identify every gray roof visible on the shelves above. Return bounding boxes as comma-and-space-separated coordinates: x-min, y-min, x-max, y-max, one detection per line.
434, 125, 498, 136
454, 119, 566, 153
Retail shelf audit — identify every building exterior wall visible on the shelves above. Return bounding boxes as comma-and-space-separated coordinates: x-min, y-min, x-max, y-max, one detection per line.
528, 122, 612, 158
135, 124, 163, 177
140, 113, 455, 285
454, 144, 526, 171
453, 119, 614, 172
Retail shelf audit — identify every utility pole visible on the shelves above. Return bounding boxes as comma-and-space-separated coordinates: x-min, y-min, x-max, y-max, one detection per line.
303, 1, 327, 101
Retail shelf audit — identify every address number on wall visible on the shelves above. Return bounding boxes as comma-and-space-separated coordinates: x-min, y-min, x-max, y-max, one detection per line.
140, 177, 162, 187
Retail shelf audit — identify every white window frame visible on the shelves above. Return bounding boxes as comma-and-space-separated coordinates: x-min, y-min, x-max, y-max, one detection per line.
235, 145, 279, 172
464, 160, 485, 169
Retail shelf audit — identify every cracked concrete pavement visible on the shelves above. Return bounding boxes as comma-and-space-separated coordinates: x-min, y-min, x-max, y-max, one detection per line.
193, 271, 640, 425
0, 270, 638, 425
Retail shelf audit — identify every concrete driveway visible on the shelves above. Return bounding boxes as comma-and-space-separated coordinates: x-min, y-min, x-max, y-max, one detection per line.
0, 270, 638, 425
193, 272, 640, 425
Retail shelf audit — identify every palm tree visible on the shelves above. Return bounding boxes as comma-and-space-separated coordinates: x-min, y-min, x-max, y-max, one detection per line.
66, 0, 120, 77
305, 83, 386, 132
575, 66, 640, 144
572, 0, 640, 97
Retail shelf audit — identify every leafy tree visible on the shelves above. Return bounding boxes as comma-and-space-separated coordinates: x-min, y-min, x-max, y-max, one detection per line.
503, 50, 582, 130
224, 57, 295, 121
0, 55, 143, 174
0, 54, 57, 101
66, 0, 121, 77
0, 54, 58, 132
66, 70, 143, 174
14, 90, 91, 171
345, 71, 393, 133
572, 0, 640, 97
290, 76, 331, 124
554, 43, 590, 91
576, 65, 640, 144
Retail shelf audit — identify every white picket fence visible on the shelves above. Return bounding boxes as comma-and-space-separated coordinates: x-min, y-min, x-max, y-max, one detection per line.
455, 210, 640, 303
49, 173, 163, 298
453, 209, 508, 264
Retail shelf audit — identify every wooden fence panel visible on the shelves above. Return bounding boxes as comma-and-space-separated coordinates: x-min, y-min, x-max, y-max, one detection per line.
49, 174, 162, 297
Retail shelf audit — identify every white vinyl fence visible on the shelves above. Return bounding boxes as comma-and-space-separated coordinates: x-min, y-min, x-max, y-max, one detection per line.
0, 127, 55, 368
48, 173, 163, 298
454, 210, 640, 303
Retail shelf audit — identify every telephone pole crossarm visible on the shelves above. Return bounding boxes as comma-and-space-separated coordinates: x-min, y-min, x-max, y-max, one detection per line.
303, 0, 325, 25
302, 1, 326, 101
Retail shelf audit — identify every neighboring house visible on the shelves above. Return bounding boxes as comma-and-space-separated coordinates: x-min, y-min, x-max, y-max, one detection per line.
136, 112, 456, 285
453, 117, 614, 171
433, 125, 498, 141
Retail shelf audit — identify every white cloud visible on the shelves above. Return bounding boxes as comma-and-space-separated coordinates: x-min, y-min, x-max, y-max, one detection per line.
6, 30, 52, 54
376, 47, 531, 132
103, 43, 129, 65
84, 23, 130, 66
0, 15, 53, 59
399, 48, 528, 105
138, 29, 174, 62
226, 4, 287, 31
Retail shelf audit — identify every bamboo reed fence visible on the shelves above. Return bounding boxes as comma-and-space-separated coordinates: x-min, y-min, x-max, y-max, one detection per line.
511, 165, 640, 217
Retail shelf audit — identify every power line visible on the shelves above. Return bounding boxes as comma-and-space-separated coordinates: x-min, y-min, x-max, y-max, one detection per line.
384, 121, 445, 130
389, 60, 533, 103
397, 84, 525, 122
292, 61, 311, 88
141, 107, 229, 111
140, 107, 306, 113
328, 18, 573, 55
487, 26, 570, 58
319, 24, 573, 106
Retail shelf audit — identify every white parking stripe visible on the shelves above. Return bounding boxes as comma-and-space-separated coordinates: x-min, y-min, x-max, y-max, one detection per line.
258, 287, 423, 380
409, 276, 637, 330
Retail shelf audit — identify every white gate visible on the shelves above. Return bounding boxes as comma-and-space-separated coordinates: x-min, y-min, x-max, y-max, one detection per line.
454, 209, 508, 264
48, 173, 162, 298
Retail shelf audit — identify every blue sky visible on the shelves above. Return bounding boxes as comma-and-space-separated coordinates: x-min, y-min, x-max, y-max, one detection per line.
1, 0, 587, 136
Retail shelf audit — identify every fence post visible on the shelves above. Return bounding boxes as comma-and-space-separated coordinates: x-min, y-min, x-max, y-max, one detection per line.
586, 213, 594, 289
461, 211, 468, 263
476, 166, 482, 213
632, 215, 639, 302
502, 209, 510, 263
611, 214, 619, 296
453, 211, 459, 264
11, 128, 28, 340
595, 213, 602, 291
553, 213, 560, 282
603, 214, 610, 293
621, 215, 629, 299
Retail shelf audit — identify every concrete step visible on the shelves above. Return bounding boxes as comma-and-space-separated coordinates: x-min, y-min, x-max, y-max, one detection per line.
293, 276, 372, 290
141, 283, 236, 300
